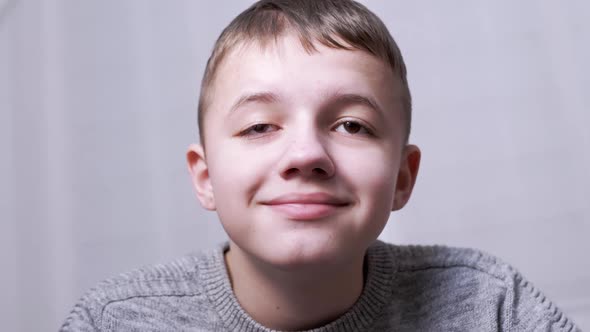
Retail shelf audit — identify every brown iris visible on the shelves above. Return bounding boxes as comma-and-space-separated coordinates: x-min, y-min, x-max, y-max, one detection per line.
343, 121, 362, 134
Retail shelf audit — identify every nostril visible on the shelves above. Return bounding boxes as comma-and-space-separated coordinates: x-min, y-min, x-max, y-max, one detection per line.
284, 168, 299, 177
283, 167, 328, 178
312, 168, 327, 176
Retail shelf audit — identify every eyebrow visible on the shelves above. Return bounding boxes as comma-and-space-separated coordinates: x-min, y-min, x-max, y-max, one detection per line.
323, 92, 384, 117
228, 91, 384, 117
229, 92, 281, 114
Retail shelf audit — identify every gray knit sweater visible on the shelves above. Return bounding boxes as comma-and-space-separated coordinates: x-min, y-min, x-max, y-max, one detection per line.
59, 240, 580, 331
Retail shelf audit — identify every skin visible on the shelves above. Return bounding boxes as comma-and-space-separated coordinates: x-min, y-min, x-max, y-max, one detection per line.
187, 33, 421, 331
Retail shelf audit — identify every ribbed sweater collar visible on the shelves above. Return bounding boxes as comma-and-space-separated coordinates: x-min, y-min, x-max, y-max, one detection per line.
197, 240, 395, 332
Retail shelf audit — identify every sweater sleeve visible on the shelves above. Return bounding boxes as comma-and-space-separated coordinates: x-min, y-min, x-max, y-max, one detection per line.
59, 296, 101, 332
508, 273, 581, 332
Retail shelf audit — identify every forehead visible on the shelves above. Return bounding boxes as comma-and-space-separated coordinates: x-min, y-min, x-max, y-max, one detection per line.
208, 34, 404, 118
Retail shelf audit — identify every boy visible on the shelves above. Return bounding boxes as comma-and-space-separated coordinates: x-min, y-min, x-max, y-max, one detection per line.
61, 0, 580, 331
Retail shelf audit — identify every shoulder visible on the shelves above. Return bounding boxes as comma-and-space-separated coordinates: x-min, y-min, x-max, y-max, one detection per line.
375, 240, 580, 331
59, 246, 219, 332
381, 240, 513, 278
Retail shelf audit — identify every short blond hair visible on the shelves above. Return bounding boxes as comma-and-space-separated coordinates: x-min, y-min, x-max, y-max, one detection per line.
198, 0, 411, 144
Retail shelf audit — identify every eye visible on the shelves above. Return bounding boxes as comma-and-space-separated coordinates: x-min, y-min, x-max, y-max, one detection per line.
239, 123, 279, 137
334, 120, 373, 136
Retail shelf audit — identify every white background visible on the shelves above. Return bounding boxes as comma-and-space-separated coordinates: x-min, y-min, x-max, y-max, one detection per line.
1, 0, 589, 330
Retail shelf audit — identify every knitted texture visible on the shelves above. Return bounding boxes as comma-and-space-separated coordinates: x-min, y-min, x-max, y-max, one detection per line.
60, 240, 580, 331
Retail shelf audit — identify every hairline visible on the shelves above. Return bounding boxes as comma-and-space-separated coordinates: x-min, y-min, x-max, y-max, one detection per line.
198, 7, 412, 147
199, 40, 411, 147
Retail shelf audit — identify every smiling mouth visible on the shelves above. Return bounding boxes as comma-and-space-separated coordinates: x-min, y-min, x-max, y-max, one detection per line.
261, 192, 350, 221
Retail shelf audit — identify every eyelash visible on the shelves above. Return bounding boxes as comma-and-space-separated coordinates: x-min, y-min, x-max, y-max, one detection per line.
332, 119, 375, 136
237, 119, 375, 138
238, 123, 279, 138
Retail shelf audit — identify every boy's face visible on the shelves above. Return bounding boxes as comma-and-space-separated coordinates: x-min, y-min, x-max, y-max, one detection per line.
188, 34, 420, 269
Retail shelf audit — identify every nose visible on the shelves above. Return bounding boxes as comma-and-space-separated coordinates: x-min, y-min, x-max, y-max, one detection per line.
278, 131, 335, 180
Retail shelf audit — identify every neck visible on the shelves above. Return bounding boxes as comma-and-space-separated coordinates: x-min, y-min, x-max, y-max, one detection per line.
224, 243, 366, 331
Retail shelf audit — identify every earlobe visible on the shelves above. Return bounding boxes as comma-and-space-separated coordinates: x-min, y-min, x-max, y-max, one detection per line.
392, 144, 421, 211
187, 143, 216, 210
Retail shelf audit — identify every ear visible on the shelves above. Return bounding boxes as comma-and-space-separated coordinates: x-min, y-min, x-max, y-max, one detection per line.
392, 144, 421, 211
187, 143, 216, 210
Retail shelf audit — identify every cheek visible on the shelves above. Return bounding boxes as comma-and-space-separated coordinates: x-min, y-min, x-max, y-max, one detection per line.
206, 142, 283, 241
338, 146, 399, 206
207, 143, 276, 206
206, 149, 257, 236
335, 146, 399, 243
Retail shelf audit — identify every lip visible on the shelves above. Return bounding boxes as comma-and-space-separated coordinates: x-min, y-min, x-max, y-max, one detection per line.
262, 192, 350, 221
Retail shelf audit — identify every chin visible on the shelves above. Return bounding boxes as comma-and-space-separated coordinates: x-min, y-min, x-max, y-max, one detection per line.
256, 239, 348, 270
